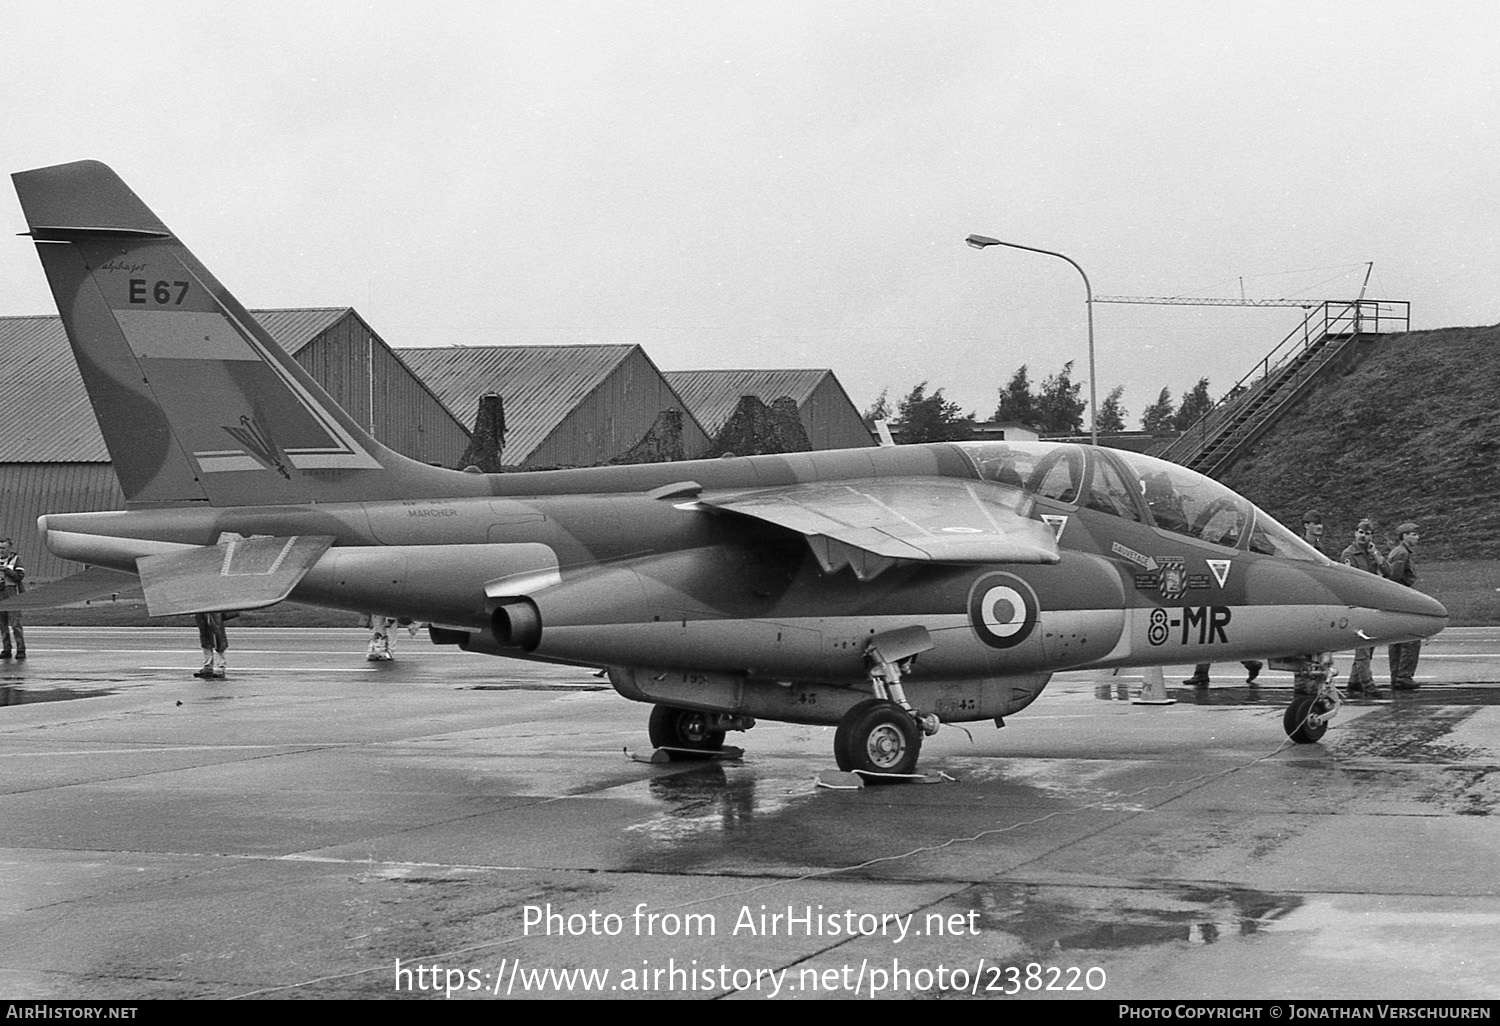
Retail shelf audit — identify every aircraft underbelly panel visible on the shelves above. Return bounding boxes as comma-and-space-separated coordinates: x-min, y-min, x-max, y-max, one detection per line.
542, 618, 825, 678
607, 668, 1053, 726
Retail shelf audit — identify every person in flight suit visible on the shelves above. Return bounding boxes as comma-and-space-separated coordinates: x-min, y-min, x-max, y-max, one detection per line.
1386, 522, 1423, 690
1340, 518, 1388, 695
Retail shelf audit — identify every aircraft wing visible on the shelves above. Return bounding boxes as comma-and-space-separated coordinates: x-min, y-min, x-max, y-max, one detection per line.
0, 566, 145, 609
135, 535, 336, 616
696, 477, 1059, 580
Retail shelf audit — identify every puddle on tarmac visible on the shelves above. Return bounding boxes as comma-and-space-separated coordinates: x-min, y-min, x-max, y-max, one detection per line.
0, 684, 119, 706
974, 883, 1302, 951
620, 764, 815, 845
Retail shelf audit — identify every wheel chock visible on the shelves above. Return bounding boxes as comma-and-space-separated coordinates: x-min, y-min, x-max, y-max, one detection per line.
814, 769, 957, 789
623, 745, 745, 765
1133, 665, 1177, 705
815, 770, 866, 789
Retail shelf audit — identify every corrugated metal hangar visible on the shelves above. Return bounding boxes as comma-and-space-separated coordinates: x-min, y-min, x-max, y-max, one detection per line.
0, 308, 469, 580
1, 306, 873, 581
396, 344, 713, 470
663, 368, 873, 452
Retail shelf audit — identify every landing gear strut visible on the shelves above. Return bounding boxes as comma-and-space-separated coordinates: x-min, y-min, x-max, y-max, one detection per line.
1278, 654, 1341, 744
833, 626, 940, 780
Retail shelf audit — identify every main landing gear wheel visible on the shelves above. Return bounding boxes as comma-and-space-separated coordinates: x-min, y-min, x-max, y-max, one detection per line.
1283, 695, 1331, 744
834, 699, 922, 780
648, 705, 726, 760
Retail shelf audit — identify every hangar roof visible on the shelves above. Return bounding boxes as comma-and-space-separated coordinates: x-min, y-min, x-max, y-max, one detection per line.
662, 368, 834, 436
396, 343, 657, 464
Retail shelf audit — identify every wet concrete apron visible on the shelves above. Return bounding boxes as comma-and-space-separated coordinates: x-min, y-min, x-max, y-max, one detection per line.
0, 628, 1496, 999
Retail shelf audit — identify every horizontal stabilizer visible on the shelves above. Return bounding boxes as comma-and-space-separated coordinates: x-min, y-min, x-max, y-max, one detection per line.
698, 477, 1059, 580
136, 535, 335, 616
0, 566, 144, 609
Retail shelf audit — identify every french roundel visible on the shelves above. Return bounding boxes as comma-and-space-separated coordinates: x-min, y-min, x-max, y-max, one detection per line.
967, 572, 1040, 650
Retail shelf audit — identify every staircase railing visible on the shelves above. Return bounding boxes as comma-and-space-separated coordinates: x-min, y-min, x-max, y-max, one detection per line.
1157, 300, 1408, 476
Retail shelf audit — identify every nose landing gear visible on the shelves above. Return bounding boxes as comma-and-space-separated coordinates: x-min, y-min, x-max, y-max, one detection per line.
1278, 654, 1342, 744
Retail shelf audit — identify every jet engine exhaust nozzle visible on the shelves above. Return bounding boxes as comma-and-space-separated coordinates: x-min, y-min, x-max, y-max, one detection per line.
491, 599, 542, 651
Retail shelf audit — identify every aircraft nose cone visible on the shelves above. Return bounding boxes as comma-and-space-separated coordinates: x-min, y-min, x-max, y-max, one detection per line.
1395, 586, 1449, 626
1325, 565, 1448, 643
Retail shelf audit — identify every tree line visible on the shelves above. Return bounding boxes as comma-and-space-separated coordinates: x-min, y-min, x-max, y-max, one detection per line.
862, 364, 1217, 443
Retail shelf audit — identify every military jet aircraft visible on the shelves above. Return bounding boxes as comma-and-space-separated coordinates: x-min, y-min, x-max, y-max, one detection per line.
7, 160, 1449, 778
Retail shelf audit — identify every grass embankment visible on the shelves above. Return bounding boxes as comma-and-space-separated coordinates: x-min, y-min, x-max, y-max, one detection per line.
1221, 323, 1500, 562
1418, 560, 1500, 626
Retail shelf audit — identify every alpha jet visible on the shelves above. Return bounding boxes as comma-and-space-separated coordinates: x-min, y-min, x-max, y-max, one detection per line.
7, 160, 1448, 777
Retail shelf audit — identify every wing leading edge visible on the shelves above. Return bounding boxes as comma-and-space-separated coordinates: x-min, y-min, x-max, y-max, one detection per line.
696, 477, 1059, 580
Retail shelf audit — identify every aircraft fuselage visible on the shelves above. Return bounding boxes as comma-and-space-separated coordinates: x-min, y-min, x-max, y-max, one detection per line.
38, 441, 1447, 727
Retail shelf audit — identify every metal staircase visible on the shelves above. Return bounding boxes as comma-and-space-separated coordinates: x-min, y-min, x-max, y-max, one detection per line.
1157, 299, 1409, 478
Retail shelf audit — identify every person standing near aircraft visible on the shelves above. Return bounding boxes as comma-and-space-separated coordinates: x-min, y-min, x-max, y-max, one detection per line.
0, 537, 26, 660
1182, 659, 1261, 687
1386, 523, 1423, 690
1283, 510, 1333, 694
192, 611, 229, 679
1341, 518, 1388, 694
1302, 510, 1328, 554
366, 614, 398, 661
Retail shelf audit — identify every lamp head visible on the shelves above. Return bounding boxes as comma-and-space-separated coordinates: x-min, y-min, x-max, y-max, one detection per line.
966, 234, 1001, 249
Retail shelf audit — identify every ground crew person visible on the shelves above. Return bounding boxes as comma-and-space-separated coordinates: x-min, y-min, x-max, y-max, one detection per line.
0, 537, 26, 660
1386, 523, 1423, 690
193, 612, 229, 679
1287, 510, 1332, 695
366, 615, 398, 661
1302, 509, 1327, 555
1341, 518, 1388, 694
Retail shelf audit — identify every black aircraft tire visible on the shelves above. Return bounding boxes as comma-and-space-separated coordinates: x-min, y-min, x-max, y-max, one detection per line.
1283, 695, 1330, 744
834, 699, 922, 780
648, 705, 726, 759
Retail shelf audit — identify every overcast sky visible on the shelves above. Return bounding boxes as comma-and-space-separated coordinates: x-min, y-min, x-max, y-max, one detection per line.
4, 1, 1496, 426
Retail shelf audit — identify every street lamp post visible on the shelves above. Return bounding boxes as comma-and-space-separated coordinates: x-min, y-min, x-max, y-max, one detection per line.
965, 233, 1097, 446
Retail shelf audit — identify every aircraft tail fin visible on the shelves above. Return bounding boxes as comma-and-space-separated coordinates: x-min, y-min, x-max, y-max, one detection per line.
12, 160, 476, 506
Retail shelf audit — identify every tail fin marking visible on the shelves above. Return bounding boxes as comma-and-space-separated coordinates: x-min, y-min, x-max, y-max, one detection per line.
13, 160, 467, 507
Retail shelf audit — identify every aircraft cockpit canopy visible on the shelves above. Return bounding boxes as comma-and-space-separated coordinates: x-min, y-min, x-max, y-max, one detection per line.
959, 441, 1329, 564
